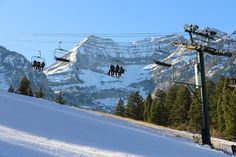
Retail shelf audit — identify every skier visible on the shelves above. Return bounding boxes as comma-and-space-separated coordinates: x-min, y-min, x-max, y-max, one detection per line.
36, 61, 41, 70
32, 60, 37, 69
115, 64, 120, 77
118, 66, 124, 77
110, 64, 115, 76
41, 61, 45, 71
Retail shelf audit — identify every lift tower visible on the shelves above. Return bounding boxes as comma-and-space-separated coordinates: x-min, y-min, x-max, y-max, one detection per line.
173, 24, 232, 145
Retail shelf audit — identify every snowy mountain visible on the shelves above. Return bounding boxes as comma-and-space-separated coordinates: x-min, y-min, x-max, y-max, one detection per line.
0, 46, 53, 98
44, 30, 236, 112
0, 91, 232, 157
44, 35, 187, 111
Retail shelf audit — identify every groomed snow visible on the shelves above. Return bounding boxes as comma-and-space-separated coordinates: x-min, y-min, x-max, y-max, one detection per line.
0, 91, 231, 157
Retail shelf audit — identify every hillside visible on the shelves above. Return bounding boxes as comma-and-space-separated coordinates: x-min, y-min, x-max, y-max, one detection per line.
0, 91, 232, 157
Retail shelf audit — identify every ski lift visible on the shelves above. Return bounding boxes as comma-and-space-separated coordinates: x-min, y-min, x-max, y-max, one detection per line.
112, 53, 126, 71
153, 58, 174, 81
107, 52, 126, 78
31, 50, 46, 71
154, 55, 201, 98
153, 43, 201, 89
153, 41, 172, 68
54, 41, 70, 62
153, 42, 176, 85
153, 60, 172, 67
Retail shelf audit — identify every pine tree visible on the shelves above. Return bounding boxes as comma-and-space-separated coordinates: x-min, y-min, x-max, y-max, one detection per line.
18, 76, 29, 95
225, 87, 236, 141
189, 89, 202, 132
149, 89, 167, 126
125, 91, 143, 120
222, 78, 236, 141
17, 76, 33, 96
8, 85, 14, 93
171, 85, 191, 126
26, 87, 33, 96
35, 87, 44, 98
149, 99, 158, 124
216, 77, 226, 132
206, 79, 218, 130
55, 91, 65, 104
165, 84, 178, 126
115, 98, 125, 117
143, 94, 152, 122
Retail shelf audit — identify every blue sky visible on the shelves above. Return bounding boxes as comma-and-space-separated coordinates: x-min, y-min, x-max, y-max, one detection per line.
0, 0, 235, 64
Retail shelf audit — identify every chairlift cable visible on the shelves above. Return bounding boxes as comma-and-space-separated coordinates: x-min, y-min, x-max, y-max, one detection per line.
14, 32, 188, 37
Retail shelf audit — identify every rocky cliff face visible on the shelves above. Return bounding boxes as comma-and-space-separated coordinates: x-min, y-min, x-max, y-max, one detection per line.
0, 46, 54, 99
44, 29, 236, 112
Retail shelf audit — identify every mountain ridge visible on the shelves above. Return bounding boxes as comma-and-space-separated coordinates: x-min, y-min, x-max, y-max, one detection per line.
44, 29, 236, 112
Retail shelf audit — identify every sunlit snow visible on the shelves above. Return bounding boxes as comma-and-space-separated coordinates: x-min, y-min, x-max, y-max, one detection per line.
0, 91, 231, 157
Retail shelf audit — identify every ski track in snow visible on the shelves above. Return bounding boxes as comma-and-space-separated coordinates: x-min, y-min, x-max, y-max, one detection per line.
0, 125, 139, 157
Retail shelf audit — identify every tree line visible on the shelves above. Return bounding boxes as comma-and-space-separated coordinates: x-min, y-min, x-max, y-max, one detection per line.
115, 77, 236, 142
8, 76, 65, 104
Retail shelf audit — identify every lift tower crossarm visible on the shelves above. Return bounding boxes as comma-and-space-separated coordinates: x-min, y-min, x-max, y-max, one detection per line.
172, 42, 232, 57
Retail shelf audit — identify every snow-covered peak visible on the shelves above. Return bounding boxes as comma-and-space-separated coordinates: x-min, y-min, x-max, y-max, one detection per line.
85, 35, 117, 44
44, 31, 236, 112
44, 35, 190, 111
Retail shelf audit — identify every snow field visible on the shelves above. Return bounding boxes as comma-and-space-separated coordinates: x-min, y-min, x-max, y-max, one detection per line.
0, 91, 232, 157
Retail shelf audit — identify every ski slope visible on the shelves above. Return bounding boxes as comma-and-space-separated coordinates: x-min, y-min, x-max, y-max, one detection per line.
0, 92, 230, 157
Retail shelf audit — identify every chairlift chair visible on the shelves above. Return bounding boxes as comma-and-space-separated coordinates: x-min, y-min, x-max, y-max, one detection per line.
153, 41, 172, 67
112, 58, 126, 71
153, 43, 198, 88
31, 50, 46, 70
31, 56, 46, 64
154, 57, 201, 96
107, 52, 126, 77
153, 60, 172, 67
54, 41, 70, 62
